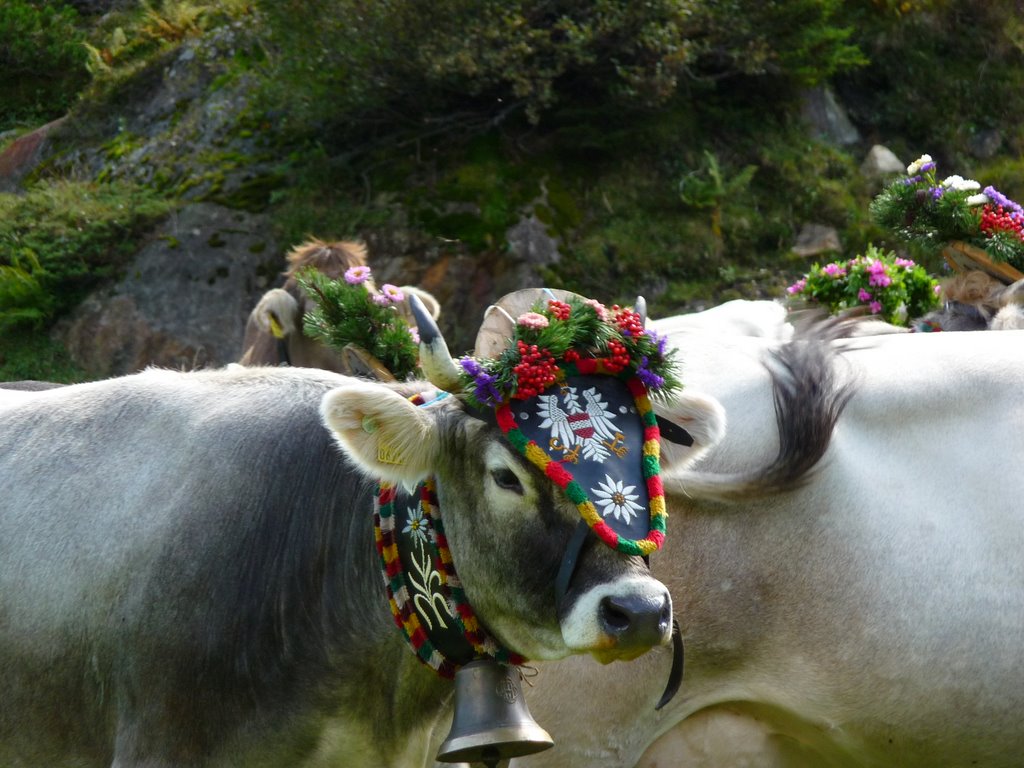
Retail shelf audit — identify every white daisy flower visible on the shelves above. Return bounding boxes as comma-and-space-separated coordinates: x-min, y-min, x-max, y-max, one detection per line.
906, 154, 932, 175
967, 193, 990, 207
593, 476, 644, 523
941, 174, 980, 192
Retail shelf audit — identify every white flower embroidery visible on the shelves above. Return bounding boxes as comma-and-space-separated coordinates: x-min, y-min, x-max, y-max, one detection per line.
593, 476, 644, 523
403, 506, 429, 545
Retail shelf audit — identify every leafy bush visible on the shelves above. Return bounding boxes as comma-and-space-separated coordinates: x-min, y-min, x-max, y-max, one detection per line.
0, 1, 89, 129
0, 181, 172, 326
255, 0, 866, 144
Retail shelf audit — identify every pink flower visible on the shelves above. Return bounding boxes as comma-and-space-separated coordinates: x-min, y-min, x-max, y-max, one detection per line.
345, 265, 372, 284
372, 293, 390, 306
787, 278, 807, 295
408, 326, 420, 344
381, 284, 405, 303
934, 284, 943, 296
869, 272, 892, 288
517, 312, 550, 330
858, 288, 873, 302
895, 258, 916, 268
584, 298, 608, 320
823, 263, 845, 278
869, 301, 883, 314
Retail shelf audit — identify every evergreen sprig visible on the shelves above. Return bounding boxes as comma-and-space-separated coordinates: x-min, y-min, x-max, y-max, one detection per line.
297, 267, 420, 380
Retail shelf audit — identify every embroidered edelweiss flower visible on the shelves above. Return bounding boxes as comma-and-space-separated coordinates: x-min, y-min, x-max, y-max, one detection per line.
403, 506, 430, 545
593, 476, 644, 523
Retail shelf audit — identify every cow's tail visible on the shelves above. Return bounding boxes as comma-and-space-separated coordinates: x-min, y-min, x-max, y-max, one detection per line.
663, 315, 855, 501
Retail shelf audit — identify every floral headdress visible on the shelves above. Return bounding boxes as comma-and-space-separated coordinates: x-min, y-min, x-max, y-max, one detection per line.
297, 265, 421, 380
786, 244, 940, 326
456, 296, 682, 408
870, 153, 1024, 272
456, 295, 683, 557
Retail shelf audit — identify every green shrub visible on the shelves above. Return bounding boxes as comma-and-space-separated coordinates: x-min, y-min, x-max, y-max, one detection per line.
0, 1, 89, 130
255, 0, 866, 145
0, 181, 172, 324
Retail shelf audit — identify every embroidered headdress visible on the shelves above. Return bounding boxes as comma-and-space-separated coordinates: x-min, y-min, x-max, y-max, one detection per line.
375, 288, 682, 678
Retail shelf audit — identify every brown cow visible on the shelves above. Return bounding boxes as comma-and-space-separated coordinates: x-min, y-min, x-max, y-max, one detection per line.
239, 238, 441, 374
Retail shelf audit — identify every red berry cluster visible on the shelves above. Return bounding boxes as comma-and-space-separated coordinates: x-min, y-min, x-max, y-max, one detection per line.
512, 340, 558, 398
980, 205, 1024, 241
602, 339, 631, 373
547, 300, 572, 320
563, 348, 581, 362
612, 306, 644, 336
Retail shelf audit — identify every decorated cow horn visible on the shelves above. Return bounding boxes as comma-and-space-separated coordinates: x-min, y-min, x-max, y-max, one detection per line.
635, 295, 647, 327
410, 293, 462, 391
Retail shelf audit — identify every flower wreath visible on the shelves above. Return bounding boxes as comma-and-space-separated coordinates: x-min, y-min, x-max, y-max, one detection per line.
458, 296, 682, 556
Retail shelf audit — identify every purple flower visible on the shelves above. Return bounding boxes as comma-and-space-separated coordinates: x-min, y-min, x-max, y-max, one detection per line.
371, 293, 390, 306
408, 326, 420, 345
636, 356, 665, 390
895, 257, 916, 269
381, 284, 405, 303
930, 186, 945, 200
920, 161, 936, 173
787, 278, 807, 295
460, 357, 503, 404
869, 301, 883, 314
983, 186, 1024, 216
345, 265, 372, 284
858, 288, 873, 302
644, 329, 669, 357
823, 262, 846, 278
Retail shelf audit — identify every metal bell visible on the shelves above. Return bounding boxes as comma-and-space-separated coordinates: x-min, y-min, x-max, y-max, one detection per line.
436, 660, 554, 767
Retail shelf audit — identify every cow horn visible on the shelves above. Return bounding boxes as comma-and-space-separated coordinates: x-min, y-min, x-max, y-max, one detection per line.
410, 293, 462, 391
634, 295, 647, 328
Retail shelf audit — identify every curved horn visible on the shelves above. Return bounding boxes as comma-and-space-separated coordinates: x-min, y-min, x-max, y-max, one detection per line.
410, 293, 462, 391
634, 295, 648, 328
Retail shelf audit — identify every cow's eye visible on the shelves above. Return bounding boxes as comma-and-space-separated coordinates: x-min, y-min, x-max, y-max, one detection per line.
491, 467, 523, 495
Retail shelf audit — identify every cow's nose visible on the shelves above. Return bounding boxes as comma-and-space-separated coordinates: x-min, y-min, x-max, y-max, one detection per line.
598, 592, 672, 648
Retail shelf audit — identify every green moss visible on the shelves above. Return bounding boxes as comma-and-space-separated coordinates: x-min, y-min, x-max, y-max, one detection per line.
0, 180, 172, 325
0, 330, 86, 383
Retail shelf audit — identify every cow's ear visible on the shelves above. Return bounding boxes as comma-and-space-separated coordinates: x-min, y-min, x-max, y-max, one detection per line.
321, 383, 439, 485
654, 390, 725, 472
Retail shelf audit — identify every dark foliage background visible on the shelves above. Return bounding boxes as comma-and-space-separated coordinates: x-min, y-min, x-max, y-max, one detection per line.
3, 0, 1024, 380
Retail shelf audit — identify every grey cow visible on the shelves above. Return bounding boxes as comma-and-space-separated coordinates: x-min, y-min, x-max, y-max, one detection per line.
0, 359, 715, 767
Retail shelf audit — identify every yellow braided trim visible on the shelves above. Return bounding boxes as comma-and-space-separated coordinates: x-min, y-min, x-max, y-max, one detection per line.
635, 539, 658, 556
649, 495, 666, 517
578, 500, 602, 527
642, 437, 659, 457
524, 442, 550, 467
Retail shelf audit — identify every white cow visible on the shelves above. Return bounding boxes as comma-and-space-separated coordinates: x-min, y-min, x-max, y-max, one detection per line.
511, 326, 1024, 768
